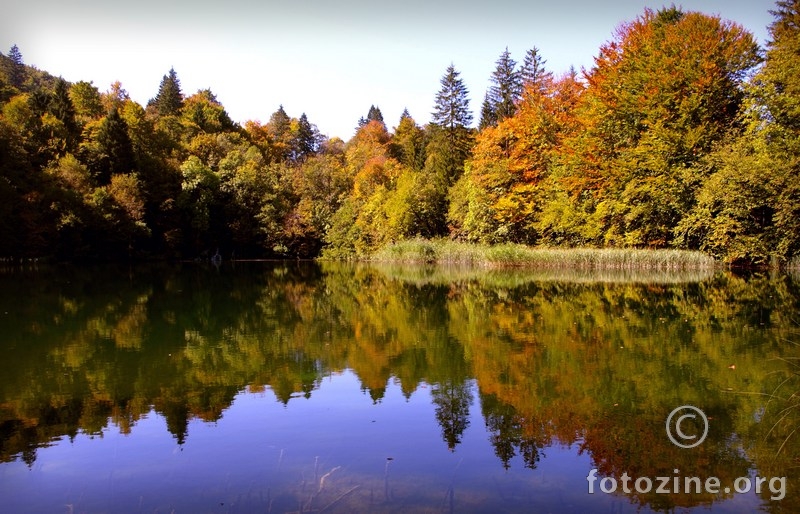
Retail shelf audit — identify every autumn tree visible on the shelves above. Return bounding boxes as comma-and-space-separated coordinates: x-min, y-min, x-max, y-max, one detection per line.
181, 89, 235, 135
69, 81, 104, 123
677, 0, 800, 264
390, 110, 426, 170
553, 7, 760, 248
102, 81, 130, 113
757, 0, 800, 259
452, 71, 582, 243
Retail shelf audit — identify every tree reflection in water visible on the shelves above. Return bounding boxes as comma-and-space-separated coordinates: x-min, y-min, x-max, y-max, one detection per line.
1, 261, 799, 511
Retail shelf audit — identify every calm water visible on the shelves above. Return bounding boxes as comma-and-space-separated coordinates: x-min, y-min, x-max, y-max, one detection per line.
1, 262, 800, 513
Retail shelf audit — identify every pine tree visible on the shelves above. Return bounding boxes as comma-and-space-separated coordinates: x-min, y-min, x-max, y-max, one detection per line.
267, 105, 293, 162
520, 47, 553, 95
429, 64, 474, 186
50, 77, 79, 147
367, 105, 384, 125
151, 67, 183, 116
295, 113, 319, 160
478, 92, 497, 130
96, 108, 135, 183
432, 64, 472, 130
268, 105, 291, 136
358, 105, 385, 129
7, 44, 24, 88
489, 48, 521, 122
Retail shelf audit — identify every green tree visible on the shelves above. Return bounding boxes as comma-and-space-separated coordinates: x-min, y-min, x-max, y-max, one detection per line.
520, 47, 553, 96
50, 78, 79, 151
150, 67, 184, 117
177, 156, 221, 253
7, 44, 24, 88
488, 47, 521, 122
478, 92, 497, 131
429, 64, 474, 185
357, 104, 385, 129
294, 112, 319, 161
93, 108, 136, 183
432, 64, 472, 131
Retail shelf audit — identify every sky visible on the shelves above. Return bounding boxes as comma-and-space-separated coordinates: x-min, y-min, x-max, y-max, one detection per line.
2, 0, 776, 141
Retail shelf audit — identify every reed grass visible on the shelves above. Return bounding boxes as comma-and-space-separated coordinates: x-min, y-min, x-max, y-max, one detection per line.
371, 238, 717, 271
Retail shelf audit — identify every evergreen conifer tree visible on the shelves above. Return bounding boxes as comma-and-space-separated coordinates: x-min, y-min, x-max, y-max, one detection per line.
295, 112, 319, 160
268, 105, 291, 136
432, 64, 472, 130
367, 105, 384, 124
520, 47, 553, 95
429, 64, 474, 185
478, 92, 497, 130
151, 67, 183, 116
7, 44, 24, 88
489, 48, 521, 122
50, 77, 79, 145
358, 105, 385, 129
96, 108, 135, 183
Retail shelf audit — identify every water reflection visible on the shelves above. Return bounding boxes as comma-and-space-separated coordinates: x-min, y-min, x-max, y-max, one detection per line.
0, 262, 799, 512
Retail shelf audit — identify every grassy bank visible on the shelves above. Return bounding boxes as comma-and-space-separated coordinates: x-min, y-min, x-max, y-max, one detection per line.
370, 239, 717, 270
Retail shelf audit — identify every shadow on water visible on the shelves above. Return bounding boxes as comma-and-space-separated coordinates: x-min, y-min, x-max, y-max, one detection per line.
1, 261, 800, 512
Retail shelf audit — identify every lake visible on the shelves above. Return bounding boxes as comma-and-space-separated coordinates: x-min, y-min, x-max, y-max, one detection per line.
1, 261, 799, 513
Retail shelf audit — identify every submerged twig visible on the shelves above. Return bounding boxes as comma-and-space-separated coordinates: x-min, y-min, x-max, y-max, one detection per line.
319, 485, 360, 513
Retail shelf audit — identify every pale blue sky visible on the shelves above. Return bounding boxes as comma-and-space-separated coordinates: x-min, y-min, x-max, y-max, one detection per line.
2, 0, 775, 140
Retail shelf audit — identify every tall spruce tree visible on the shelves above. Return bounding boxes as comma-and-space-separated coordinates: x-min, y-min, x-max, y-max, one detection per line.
367, 105, 384, 125
358, 105, 385, 128
7, 44, 24, 88
429, 64, 474, 185
489, 48, 522, 122
520, 47, 553, 95
151, 67, 183, 116
432, 64, 472, 130
50, 77, 79, 148
96, 107, 135, 183
478, 92, 497, 130
268, 105, 291, 136
295, 113, 319, 160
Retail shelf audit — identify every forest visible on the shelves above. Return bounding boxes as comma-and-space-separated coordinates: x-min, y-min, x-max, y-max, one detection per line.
0, 3, 799, 265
